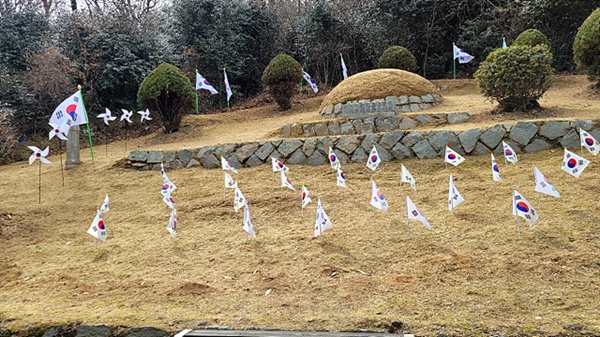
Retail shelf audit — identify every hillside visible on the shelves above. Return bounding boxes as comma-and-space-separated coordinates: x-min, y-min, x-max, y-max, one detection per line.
1, 75, 600, 337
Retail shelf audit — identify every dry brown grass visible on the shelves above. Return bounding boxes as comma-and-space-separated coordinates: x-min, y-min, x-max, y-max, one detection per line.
320, 69, 437, 108
1, 75, 600, 336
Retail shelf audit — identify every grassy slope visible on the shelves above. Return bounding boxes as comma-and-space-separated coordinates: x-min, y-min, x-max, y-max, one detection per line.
1, 76, 600, 336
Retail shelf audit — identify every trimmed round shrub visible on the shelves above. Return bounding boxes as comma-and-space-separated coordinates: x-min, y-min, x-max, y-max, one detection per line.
377, 46, 417, 72
261, 54, 302, 110
137, 63, 194, 134
574, 8, 600, 88
513, 28, 550, 48
474, 45, 554, 112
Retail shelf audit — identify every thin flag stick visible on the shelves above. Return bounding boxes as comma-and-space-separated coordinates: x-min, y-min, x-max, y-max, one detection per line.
58, 138, 64, 188
105, 132, 108, 157
453, 43, 456, 80
513, 190, 520, 238
38, 160, 41, 204
537, 192, 542, 208
579, 128, 584, 156
405, 196, 411, 240
195, 69, 199, 114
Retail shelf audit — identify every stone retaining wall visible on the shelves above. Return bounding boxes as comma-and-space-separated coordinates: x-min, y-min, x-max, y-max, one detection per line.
126, 120, 599, 171
320, 94, 443, 119
280, 113, 470, 138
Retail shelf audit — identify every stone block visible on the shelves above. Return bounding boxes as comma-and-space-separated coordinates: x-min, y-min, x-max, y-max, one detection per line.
334, 103, 343, 115
163, 150, 176, 163
170, 159, 184, 170
428, 131, 456, 151
401, 105, 411, 113
361, 118, 375, 134
272, 139, 283, 146
432, 93, 442, 102
200, 153, 220, 169
398, 117, 418, 129
255, 142, 275, 161
215, 143, 237, 158
76, 325, 111, 337
539, 121, 570, 140
458, 129, 482, 153
412, 140, 437, 159
302, 137, 318, 157
235, 143, 259, 163
127, 150, 148, 162
391, 142, 412, 159
177, 149, 194, 165
361, 134, 380, 151
340, 122, 355, 135
380, 130, 404, 150
571, 120, 593, 131
123, 327, 169, 337
480, 125, 506, 149
399, 96, 409, 104
560, 129, 580, 149
352, 120, 362, 133
422, 94, 434, 103
510, 121, 539, 146
495, 140, 521, 154
385, 96, 399, 108
328, 121, 341, 135
322, 105, 334, 116
245, 155, 263, 167
307, 150, 328, 166
402, 131, 424, 147
302, 124, 316, 137
434, 113, 447, 119
225, 155, 241, 170
336, 135, 360, 154
197, 146, 216, 159
415, 114, 434, 124
374, 143, 392, 162
316, 137, 334, 155
349, 147, 365, 163
409, 103, 421, 112
524, 139, 551, 153
419, 103, 432, 110
146, 151, 164, 164
278, 139, 304, 157
281, 124, 292, 137
287, 149, 308, 165
375, 117, 396, 132
290, 124, 303, 137
471, 142, 491, 156
186, 158, 200, 168
314, 123, 329, 136
409, 95, 421, 103
447, 113, 470, 124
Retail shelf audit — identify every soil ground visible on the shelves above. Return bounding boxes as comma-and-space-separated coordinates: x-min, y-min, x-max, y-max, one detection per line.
1, 75, 600, 337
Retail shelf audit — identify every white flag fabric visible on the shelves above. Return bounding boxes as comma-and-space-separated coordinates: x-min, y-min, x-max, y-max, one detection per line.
448, 175, 465, 211
120, 109, 133, 123
271, 157, 289, 173
502, 37, 508, 49
137, 108, 152, 122
233, 186, 247, 212
453, 44, 474, 64
336, 166, 347, 188
166, 208, 177, 239
281, 170, 296, 191
87, 210, 108, 241
221, 156, 238, 174
97, 108, 117, 126
314, 198, 332, 237
513, 190, 538, 226
340, 54, 348, 80
328, 147, 340, 170
49, 90, 87, 127
301, 185, 312, 210
302, 71, 319, 93
502, 141, 518, 164
580, 129, 599, 156
99, 195, 110, 213
224, 68, 233, 102
445, 146, 465, 166
160, 163, 177, 197
196, 72, 218, 95
400, 164, 416, 190
533, 166, 560, 198
243, 204, 256, 238
406, 195, 431, 230
28, 146, 51, 165
224, 172, 237, 189
370, 180, 389, 212
562, 148, 590, 178
491, 154, 503, 182
163, 195, 175, 209
366, 145, 381, 171
48, 121, 70, 141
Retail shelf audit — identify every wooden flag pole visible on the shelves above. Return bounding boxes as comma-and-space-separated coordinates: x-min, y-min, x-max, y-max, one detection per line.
58, 138, 65, 188
38, 160, 41, 204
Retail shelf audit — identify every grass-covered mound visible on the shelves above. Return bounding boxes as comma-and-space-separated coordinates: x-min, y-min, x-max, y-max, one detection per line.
320, 69, 438, 109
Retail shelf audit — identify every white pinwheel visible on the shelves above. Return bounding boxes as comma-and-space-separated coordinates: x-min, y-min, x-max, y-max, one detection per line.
137, 108, 152, 122
97, 108, 117, 126
28, 146, 51, 165
48, 121, 70, 141
120, 109, 133, 123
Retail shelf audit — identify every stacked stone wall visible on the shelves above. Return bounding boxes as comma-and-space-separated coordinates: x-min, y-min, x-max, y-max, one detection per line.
320, 94, 443, 119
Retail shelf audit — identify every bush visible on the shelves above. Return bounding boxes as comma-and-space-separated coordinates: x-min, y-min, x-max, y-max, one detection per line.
137, 63, 195, 134
574, 8, 600, 89
0, 110, 17, 164
474, 45, 554, 112
513, 28, 550, 48
377, 46, 417, 72
261, 54, 303, 110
